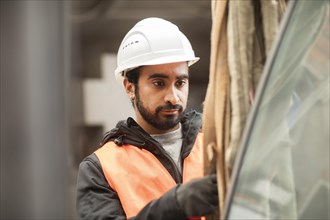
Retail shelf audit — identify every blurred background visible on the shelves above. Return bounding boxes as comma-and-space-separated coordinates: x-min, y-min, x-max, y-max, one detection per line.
0, 0, 212, 219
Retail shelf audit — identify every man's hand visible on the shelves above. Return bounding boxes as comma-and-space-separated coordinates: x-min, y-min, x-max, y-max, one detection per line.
176, 174, 219, 217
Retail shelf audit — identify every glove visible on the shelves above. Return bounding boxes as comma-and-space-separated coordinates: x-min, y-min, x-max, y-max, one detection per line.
176, 174, 219, 217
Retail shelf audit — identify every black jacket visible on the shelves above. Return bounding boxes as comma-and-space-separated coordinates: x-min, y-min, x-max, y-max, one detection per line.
76, 110, 202, 220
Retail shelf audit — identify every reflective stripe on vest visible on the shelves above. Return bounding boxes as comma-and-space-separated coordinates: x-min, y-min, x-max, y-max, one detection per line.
95, 133, 204, 218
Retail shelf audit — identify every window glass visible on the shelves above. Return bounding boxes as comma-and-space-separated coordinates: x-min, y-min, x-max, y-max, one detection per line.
226, 1, 329, 219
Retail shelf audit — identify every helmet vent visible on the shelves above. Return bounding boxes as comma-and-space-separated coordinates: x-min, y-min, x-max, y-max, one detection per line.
122, 41, 139, 50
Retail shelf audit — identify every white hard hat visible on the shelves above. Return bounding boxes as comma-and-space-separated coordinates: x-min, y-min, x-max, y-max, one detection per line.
115, 17, 200, 84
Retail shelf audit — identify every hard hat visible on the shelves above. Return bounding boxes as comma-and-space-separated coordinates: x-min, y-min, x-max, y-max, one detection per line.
115, 17, 200, 84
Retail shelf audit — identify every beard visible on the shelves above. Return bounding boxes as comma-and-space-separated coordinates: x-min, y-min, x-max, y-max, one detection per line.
135, 88, 185, 131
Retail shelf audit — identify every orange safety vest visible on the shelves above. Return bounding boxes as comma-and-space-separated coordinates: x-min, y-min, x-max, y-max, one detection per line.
95, 133, 204, 218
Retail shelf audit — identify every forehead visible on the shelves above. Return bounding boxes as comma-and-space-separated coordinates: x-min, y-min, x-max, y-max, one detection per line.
139, 62, 189, 79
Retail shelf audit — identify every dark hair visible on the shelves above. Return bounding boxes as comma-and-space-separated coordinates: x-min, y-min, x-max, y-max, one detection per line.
125, 67, 140, 108
125, 67, 140, 84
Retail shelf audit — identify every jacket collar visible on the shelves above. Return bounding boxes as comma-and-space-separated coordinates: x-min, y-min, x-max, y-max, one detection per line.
100, 110, 202, 154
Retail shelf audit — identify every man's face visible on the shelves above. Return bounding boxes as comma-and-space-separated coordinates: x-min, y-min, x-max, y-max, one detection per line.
132, 62, 189, 134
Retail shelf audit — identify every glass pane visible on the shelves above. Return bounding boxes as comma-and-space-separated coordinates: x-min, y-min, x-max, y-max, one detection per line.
227, 1, 329, 220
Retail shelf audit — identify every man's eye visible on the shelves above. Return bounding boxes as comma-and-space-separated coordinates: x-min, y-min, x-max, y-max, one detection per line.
176, 80, 187, 87
153, 80, 164, 87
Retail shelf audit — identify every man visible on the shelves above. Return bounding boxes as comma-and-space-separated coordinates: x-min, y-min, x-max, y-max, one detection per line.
76, 17, 218, 220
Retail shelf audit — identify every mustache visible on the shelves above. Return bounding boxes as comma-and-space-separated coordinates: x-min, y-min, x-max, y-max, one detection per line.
156, 104, 183, 113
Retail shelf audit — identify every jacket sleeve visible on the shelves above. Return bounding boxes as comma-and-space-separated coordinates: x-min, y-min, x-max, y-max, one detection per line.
130, 185, 187, 220
76, 154, 126, 220
76, 154, 188, 220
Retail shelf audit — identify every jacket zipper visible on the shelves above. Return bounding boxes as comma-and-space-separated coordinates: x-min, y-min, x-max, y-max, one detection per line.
151, 140, 182, 183
124, 117, 192, 183
132, 126, 183, 183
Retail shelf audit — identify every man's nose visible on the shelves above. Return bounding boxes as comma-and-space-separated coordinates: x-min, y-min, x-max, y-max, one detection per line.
164, 86, 180, 105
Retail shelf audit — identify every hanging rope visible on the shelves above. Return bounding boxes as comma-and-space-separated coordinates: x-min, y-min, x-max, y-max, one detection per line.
203, 1, 287, 219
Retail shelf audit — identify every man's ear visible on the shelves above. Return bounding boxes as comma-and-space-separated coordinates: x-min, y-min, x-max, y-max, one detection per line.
123, 78, 135, 100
